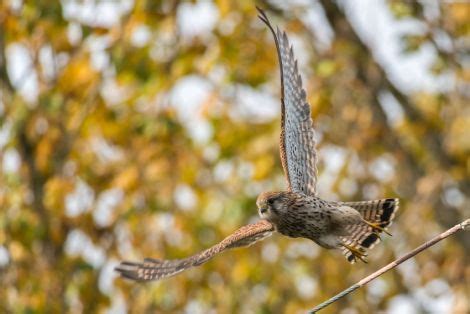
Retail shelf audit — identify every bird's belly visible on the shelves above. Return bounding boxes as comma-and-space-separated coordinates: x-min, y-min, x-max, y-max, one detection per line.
276, 209, 331, 240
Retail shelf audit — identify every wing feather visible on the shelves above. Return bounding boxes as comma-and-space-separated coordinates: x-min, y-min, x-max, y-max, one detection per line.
257, 8, 318, 196
115, 220, 274, 281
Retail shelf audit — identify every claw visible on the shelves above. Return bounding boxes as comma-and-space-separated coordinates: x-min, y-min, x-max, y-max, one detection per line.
364, 220, 392, 236
343, 243, 368, 263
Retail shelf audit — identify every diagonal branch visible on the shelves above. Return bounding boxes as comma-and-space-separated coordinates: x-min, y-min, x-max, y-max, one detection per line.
308, 218, 470, 313
316, 0, 470, 251
319, 0, 455, 167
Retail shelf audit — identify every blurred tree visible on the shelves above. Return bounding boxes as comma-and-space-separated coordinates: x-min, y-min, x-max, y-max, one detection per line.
0, 0, 468, 313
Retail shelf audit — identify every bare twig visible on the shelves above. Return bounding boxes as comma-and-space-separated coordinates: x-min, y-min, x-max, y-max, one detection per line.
309, 218, 470, 313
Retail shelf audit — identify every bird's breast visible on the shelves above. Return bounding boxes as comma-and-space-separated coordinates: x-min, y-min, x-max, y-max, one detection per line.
275, 208, 331, 240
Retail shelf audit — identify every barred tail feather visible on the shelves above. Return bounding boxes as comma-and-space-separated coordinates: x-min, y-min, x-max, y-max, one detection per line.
346, 198, 399, 228
341, 198, 399, 263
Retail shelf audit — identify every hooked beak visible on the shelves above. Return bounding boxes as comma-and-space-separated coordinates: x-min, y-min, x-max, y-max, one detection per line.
259, 206, 268, 214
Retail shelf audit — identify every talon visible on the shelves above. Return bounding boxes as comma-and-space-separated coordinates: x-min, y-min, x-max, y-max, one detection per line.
364, 220, 392, 236
343, 244, 368, 263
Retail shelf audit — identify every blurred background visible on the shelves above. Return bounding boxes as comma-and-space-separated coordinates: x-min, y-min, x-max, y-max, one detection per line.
0, 0, 469, 313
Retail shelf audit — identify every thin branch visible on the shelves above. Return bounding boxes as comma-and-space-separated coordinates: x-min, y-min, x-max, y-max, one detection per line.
0, 20, 15, 93
317, 0, 470, 251
308, 218, 470, 313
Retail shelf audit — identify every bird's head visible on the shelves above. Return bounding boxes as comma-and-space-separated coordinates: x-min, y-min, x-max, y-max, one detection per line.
256, 191, 290, 221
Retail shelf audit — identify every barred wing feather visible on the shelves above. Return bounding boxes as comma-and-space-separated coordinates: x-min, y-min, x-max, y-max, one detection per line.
115, 220, 274, 281
258, 8, 318, 196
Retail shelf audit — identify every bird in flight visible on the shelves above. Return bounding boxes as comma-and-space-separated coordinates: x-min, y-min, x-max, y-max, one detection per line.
115, 7, 399, 282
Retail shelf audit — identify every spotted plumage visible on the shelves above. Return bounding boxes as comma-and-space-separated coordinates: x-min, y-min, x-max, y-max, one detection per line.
115, 7, 399, 282
256, 191, 398, 264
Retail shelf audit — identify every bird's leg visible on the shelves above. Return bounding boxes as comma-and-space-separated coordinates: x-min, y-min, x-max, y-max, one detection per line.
342, 244, 368, 263
363, 220, 392, 236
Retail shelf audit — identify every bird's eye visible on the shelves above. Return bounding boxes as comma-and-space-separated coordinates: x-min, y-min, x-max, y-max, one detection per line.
267, 198, 275, 205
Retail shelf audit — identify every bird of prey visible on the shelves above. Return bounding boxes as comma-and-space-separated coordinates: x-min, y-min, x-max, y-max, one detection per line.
115, 7, 399, 282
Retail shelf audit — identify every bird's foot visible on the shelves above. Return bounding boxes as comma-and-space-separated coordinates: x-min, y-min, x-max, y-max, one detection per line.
364, 220, 392, 236
342, 243, 368, 263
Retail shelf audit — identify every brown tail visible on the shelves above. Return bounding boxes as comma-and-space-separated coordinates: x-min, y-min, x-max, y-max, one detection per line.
341, 198, 399, 263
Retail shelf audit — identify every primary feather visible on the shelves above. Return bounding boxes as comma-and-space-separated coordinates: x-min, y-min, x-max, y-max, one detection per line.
115, 220, 274, 281
257, 8, 318, 196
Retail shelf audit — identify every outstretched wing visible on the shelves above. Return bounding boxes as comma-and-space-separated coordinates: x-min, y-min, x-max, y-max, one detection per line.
258, 8, 318, 196
115, 220, 274, 281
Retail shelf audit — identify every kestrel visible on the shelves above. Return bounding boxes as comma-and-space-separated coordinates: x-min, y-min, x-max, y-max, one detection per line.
116, 8, 399, 282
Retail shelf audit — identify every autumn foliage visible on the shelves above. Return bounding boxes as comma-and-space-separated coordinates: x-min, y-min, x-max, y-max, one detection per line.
0, 1, 468, 313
